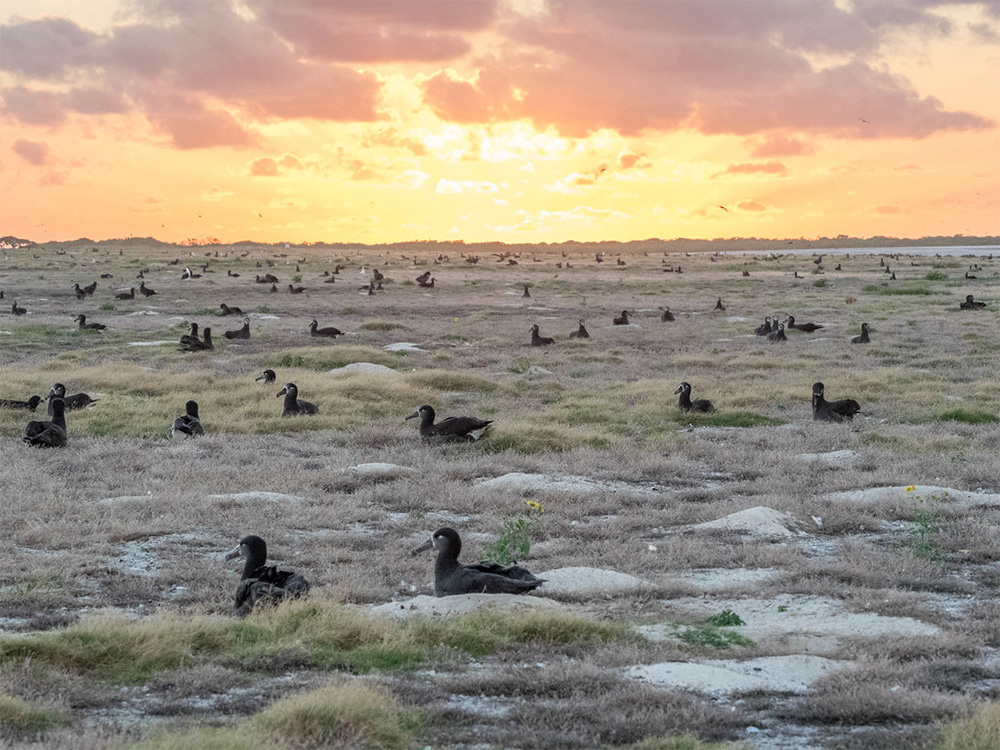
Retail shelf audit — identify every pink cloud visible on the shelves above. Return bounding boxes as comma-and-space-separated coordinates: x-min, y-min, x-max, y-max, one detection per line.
13, 138, 51, 165
737, 200, 770, 212
747, 133, 816, 157
250, 157, 280, 176
715, 160, 788, 178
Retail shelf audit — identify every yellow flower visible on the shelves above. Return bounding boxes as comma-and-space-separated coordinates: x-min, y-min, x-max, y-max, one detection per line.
906, 485, 916, 492
524, 500, 544, 513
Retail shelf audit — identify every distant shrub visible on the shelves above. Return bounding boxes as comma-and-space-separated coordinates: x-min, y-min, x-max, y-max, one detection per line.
924, 271, 948, 281
812, 278, 827, 288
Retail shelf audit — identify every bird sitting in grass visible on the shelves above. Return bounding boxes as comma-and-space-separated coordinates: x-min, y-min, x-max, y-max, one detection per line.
812, 382, 861, 422
225, 535, 310, 617
529, 323, 555, 346
171, 400, 204, 438
675, 381, 715, 412
405, 405, 491, 442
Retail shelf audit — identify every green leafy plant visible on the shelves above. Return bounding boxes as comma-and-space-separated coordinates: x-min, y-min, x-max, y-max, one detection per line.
705, 610, 744, 627
481, 501, 544, 566
904, 486, 945, 562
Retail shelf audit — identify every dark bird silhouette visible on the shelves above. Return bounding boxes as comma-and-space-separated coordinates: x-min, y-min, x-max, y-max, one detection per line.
82, 281, 97, 296
277, 383, 318, 416
228, 269, 241, 278
179, 322, 200, 347
219, 303, 243, 316
74, 314, 106, 331
24, 397, 67, 447
959, 294, 986, 310
181, 327, 213, 352
288, 284, 306, 294
74, 283, 87, 300
11, 301, 27, 316
171, 400, 204, 438
0, 395, 43, 412
675, 381, 715, 412
139, 282, 157, 297
255, 369, 276, 384
768, 323, 788, 342
405, 404, 491, 442
181, 266, 201, 280
223, 317, 250, 340
523, 285, 530, 298
812, 382, 861, 422
225, 535, 310, 616
786, 315, 823, 332
851, 323, 870, 344
714, 298, 725, 311
529, 323, 555, 346
115, 288, 136, 300
47, 383, 98, 412
309, 319, 343, 338
613, 310, 630, 325
661, 307, 675, 322
755, 317, 773, 336
569, 318, 589, 339
412, 527, 543, 597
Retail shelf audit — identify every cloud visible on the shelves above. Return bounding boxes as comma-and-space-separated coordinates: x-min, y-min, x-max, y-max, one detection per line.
747, 133, 816, 157
250, 154, 306, 176
13, 138, 51, 165
436, 178, 499, 194
714, 160, 788, 178
736, 200, 772, 212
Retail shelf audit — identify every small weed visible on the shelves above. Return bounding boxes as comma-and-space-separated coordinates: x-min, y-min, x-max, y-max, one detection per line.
935, 409, 1000, 425
777, 605, 789, 613
863, 285, 935, 296
676, 624, 754, 651
343, 307, 360, 315
694, 412, 783, 428
812, 278, 827, 287
100, 303, 114, 311
924, 271, 948, 281
481, 501, 544, 566
704, 610, 744, 627
903, 486, 945, 562
194, 308, 217, 315
292, 274, 302, 283
256, 305, 274, 313
276, 354, 305, 368
508, 357, 534, 374
0, 695, 68, 734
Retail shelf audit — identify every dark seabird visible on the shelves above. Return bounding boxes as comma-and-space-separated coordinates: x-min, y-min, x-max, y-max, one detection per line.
255, 369, 276, 384
82, 281, 98, 295
851, 323, 870, 344
411, 527, 543, 597
223, 317, 250, 340
768, 323, 787, 342
613, 310, 630, 325
405, 404, 491, 442
812, 382, 861, 422
277, 382, 318, 416
115, 288, 136, 300
714, 298, 725, 311
11, 301, 27, 316
675, 381, 716, 412
660, 307, 675, 322
225, 535, 310, 617
309, 319, 343, 338
786, 315, 823, 332
74, 314, 106, 331
288, 284, 306, 294
529, 323, 555, 346
74, 283, 87, 299
0, 395, 43, 412
24, 397, 67, 448
754, 317, 773, 336
523, 285, 531, 298
219, 303, 243, 316
959, 294, 987, 310
139, 282, 157, 297
171, 400, 204, 438
179, 322, 200, 347
47, 383, 98, 412
569, 319, 590, 339
181, 327, 214, 352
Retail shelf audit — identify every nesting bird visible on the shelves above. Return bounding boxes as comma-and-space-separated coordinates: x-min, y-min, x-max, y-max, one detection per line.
754, 317, 773, 336
714, 298, 725, 311
225, 535, 310, 617
613, 310, 630, 325
11, 301, 27, 316
255, 369, 276, 384
219, 303, 243, 316
74, 314, 106, 331
0, 395, 43, 412
115, 288, 136, 300
959, 294, 987, 310
411, 527, 543, 597
47, 383, 98, 411
786, 315, 823, 332
569, 319, 590, 339
139, 282, 157, 297
768, 323, 788, 342
181, 327, 214, 352
675, 381, 715, 412
171, 400, 204, 438
851, 323, 870, 344
223, 317, 250, 340
405, 404, 492, 442
660, 307, 675, 322
24, 397, 67, 447
529, 323, 555, 346
277, 383, 318, 416
309, 319, 343, 338
812, 382, 861, 422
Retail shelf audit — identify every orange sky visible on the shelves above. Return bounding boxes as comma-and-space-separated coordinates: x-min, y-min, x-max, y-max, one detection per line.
1, 0, 998, 245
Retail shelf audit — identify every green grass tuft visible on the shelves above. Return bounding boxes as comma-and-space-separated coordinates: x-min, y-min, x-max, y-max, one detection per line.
935, 409, 1000, 425
0, 695, 68, 734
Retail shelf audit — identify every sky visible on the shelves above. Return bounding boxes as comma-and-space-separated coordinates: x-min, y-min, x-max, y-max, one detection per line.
1, 0, 998, 245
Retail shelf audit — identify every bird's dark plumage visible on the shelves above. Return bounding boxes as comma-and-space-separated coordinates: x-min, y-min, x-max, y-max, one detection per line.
47, 383, 98, 412
755, 316, 773, 336
768, 323, 787, 342
959, 294, 986, 310
405, 404, 491, 442
786, 315, 823, 332
75, 314, 106, 331
255, 369, 276, 383
24, 397, 67, 447
529, 323, 555, 346
812, 382, 861, 422
181, 327, 213, 352
223, 317, 250, 340
0, 395, 43, 412
309, 319, 343, 338
569, 319, 589, 339
613, 310, 630, 325
171, 400, 204, 438
660, 307, 675, 322
277, 383, 318, 416
225, 535, 310, 616
675, 381, 715, 412
851, 323, 870, 344
411, 527, 543, 597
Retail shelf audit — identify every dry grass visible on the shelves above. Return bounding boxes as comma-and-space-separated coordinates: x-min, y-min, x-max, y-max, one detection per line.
1, 239, 998, 748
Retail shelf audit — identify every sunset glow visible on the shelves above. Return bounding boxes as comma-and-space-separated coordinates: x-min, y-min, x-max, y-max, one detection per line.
1, 0, 998, 244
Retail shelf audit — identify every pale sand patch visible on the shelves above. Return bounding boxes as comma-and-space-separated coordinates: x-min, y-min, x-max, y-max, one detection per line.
328, 362, 397, 375
535, 566, 652, 595
343, 462, 417, 478
826, 485, 1000, 506
128, 340, 174, 347
523, 366, 555, 379
384, 342, 425, 352
371, 593, 561, 619
477, 472, 658, 496
793, 449, 859, 468
207, 491, 304, 503
627, 655, 849, 696
689, 506, 807, 538
677, 567, 782, 593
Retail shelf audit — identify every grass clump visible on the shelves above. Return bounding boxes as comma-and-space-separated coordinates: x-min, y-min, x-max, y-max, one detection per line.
704, 610, 745, 627
0, 695, 68, 734
932, 702, 1000, 750
254, 681, 418, 750
688, 412, 783, 428
935, 409, 1000, 425
863, 285, 936, 296
625, 736, 746, 750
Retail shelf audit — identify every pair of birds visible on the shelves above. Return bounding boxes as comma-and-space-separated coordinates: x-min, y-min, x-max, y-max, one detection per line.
20, 384, 98, 447
225, 527, 541, 615
531, 320, 591, 345
179, 323, 213, 352
756, 315, 823, 334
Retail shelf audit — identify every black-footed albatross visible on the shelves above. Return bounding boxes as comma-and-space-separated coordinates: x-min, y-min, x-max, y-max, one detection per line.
225, 535, 310, 616
277, 383, 318, 416
411, 527, 543, 597
812, 382, 861, 422
255, 369, 276, 384
24, 397, 67, 447
675, 381, 716, 412
405, 405, 491, 442
171, 400, 204, 438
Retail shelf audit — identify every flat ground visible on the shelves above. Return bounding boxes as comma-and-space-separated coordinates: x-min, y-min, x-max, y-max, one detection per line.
1, 239, 999, 750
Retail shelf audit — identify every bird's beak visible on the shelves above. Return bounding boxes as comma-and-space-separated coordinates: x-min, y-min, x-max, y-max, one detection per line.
674, 386, 683, 394
276, 387, 287, 397
411, 536, 434, 556
405, 411, 419, 421
224, 545, 242, 561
